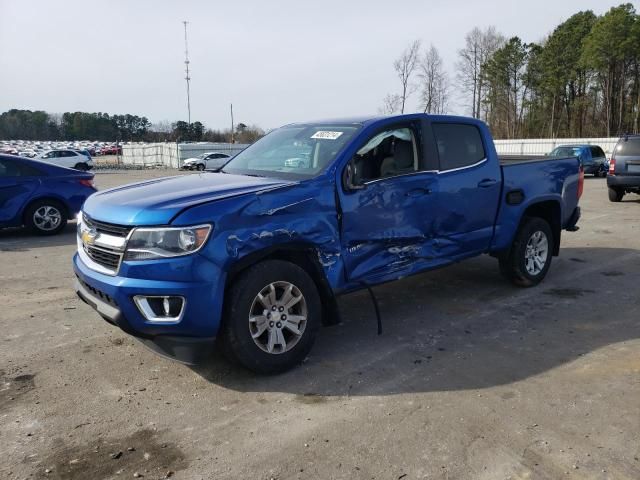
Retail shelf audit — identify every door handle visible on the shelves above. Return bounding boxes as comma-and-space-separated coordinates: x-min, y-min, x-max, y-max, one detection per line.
477, 179, 498, 188
405, 187, 432, 197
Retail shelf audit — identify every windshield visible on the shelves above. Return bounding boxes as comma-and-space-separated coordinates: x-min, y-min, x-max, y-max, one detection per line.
550, 146, 582, 157
222, 124, 360, 179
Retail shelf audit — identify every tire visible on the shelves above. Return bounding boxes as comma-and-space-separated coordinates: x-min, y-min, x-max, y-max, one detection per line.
608, 187, 624, 202
24, 199, 68, 235
196, 163, 205, 171
499, 217, 554, 287
74, 163, 88, 171
220, 260, 321, 374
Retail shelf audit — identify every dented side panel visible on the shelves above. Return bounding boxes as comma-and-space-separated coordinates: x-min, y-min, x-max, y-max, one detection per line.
173, 177, 347, 290
338, 172, 440, 285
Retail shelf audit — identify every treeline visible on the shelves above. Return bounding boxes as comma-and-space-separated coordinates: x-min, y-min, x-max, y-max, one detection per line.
0, 109, 264, 143
384, 3, 640, 138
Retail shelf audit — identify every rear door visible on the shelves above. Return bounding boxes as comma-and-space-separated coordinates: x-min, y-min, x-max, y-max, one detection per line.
431, 122, 502, 259
612, 136, 640, 176
0, 158, 42, 225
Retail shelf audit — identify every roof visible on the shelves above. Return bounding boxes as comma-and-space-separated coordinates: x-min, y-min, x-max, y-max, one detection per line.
282, 113, 485, 128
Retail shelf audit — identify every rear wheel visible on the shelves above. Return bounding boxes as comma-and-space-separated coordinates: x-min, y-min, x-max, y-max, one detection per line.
25, 199, 67, 235
73, 163, 88, 171
499, 217, 554, 287
608, 187, 624, 202
221, 260, 321, 374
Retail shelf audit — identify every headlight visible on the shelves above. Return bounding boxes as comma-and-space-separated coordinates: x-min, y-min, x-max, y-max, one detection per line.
124, 224, 211, 260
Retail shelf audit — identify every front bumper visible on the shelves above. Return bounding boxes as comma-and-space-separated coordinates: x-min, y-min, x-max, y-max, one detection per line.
73, 252, 225, 364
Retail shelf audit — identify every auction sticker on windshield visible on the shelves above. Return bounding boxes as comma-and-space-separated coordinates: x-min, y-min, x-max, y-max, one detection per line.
311, 131, 344, 140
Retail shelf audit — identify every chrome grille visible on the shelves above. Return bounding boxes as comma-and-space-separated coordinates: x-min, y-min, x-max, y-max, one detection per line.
83, 244, 122, 271
83, 215, 132, 238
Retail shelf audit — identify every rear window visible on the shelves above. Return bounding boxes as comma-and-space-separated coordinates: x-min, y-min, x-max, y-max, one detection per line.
615, 137, 640, 156
432, 123, 486, 171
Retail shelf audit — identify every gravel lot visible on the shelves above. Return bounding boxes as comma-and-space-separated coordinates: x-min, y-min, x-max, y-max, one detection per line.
1, 172, 639, 480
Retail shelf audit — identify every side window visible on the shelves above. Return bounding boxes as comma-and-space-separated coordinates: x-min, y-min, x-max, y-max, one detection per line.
432, 123, 486, 171
0, 159, 38, 177
352, 127, 418, 184
0, 159, 10, 176
591, 146, 605, 158
18, 163, 43, 176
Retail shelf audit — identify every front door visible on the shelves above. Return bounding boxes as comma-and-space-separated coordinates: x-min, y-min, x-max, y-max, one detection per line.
339, 124, 439, 284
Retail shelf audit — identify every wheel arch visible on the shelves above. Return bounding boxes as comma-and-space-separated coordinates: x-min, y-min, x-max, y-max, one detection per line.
22, 195, 71, 224
224, 244, 341, 326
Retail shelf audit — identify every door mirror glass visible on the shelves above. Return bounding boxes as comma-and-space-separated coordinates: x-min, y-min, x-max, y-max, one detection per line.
343, 160, 365, 191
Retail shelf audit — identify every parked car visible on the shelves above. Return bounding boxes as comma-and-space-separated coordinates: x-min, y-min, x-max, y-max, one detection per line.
181, 152, 231, 171
74, 114, 582, 373
37, 149, 93, 171
607, 134, 640, 202
101, 145, 122, 155
0, 154, 96, 235
548, 144, 608, 177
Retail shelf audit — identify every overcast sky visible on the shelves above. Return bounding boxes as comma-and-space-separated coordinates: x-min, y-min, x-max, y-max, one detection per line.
0, 0, 624, 131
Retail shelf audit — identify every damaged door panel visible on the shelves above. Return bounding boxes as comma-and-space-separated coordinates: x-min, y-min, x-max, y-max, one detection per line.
340, 173, 438, 283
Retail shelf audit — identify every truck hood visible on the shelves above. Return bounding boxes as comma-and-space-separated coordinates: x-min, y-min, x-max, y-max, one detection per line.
83, 172, 294, 225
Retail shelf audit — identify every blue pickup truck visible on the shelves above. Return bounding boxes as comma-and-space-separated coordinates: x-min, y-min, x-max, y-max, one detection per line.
74, 114, 583, 373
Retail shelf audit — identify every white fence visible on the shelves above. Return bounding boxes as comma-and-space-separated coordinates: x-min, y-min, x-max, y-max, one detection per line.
120, 138, 619, 168
494, 137, 618, 158
121, 142, 249, 168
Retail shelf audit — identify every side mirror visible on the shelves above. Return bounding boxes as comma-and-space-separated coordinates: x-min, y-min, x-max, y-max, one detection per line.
343, 160, 365, 191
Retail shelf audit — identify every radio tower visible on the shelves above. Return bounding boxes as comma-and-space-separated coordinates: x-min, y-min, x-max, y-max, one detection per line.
183, 20, 191, 125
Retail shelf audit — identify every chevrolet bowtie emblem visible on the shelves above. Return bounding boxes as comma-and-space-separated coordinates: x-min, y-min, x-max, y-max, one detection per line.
82, 227, 98, 245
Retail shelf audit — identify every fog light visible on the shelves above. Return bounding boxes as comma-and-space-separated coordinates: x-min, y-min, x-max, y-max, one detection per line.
133, 295, 185, 323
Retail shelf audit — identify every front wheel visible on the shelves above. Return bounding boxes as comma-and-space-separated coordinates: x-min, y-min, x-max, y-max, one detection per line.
220, 260, 321, 374
608, 187, 624, 202
196, 163, 205, 171
499, 217, 554, 287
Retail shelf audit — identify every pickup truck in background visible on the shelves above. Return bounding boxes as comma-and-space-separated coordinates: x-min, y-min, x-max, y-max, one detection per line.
73, 114, 583, 373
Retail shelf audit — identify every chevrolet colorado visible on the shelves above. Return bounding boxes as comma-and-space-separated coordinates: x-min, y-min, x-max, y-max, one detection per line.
74, 114, 582, 373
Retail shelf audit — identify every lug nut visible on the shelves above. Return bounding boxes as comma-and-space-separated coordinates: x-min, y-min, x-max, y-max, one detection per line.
276, 322, 282, 328
281, 314, 286, 320
272, 306, 277, 311
278, 306, 284, 312
269, 321, 275, 327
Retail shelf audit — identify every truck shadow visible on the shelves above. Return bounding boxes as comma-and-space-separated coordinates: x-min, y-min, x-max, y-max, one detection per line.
193, 246, 640, 396
0, 223, 77, 250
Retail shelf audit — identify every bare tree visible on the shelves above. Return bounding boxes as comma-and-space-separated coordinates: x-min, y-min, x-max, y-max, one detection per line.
456, 26, 504, 118
378, 93, 402, 115
393, 40, 421, 114
419, 44, 449, 114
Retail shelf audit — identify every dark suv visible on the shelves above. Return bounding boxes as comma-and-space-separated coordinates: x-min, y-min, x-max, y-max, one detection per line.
607, 134, 640, 202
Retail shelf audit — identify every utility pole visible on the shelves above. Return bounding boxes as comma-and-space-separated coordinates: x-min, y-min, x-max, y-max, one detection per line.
183, 21, 191, 126
230, 103, 235, 144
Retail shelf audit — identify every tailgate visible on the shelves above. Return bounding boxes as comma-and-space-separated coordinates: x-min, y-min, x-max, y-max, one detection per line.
619, 157, 640, 175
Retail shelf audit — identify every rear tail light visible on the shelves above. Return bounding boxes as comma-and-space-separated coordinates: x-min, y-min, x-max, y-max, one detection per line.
609, 157, 616, 175
78, 178, 94, 188
577, 165, 584, 199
